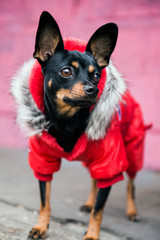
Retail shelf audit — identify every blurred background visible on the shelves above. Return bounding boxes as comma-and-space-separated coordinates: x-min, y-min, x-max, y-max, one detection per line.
0, 1, 160, 239
0, 0, 160, 170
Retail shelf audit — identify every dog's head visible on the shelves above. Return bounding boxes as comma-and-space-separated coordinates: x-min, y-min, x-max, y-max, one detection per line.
33, 11, 118, 117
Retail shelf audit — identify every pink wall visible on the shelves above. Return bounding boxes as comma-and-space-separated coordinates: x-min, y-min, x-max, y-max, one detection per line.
0, 0, 160, 170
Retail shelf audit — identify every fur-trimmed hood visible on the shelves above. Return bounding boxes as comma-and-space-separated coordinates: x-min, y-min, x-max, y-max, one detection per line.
11, 39, 126, 141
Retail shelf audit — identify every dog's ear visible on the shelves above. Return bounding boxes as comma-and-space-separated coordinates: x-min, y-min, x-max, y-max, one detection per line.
33, 11, 64, 64
86, 23, 118, 68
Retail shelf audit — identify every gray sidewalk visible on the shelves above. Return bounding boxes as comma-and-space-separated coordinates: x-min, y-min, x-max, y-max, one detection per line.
0, 201, 120, 240
0, 147, 160, 240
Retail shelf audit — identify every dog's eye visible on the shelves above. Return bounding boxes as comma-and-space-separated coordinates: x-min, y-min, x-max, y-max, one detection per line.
60, 68, 72, 78
93, 73, 101, 82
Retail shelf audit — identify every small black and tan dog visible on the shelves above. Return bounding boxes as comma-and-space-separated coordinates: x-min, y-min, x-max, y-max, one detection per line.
12, 11, 146, 240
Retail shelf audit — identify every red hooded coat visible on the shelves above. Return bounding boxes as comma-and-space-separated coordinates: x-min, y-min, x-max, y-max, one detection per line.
12, 38, 146, 188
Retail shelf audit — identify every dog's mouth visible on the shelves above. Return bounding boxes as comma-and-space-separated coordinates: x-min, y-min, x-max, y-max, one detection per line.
54, 84, 98, 116
63, 96, 97, 108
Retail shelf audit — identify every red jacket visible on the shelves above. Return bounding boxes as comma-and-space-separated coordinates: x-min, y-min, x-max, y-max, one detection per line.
12, 38, 146, 188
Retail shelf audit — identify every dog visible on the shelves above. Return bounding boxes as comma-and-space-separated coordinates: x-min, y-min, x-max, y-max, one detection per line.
11, 11, 147, 240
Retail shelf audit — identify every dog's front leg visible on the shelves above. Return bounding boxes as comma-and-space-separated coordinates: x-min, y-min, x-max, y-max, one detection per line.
83, 186, 111, 240
28, 181, 51, 239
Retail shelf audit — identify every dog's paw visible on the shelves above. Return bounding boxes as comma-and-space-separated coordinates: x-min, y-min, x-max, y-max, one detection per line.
83, 239, 99, 240
83, 236, 99, 240
83, 231, 99, 240
83, 238, 99, 240
80, 205, 92, 213
127, 213, 141, 222
27, 226, 47, 239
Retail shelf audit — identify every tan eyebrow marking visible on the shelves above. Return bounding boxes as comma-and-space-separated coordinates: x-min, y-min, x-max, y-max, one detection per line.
71, 61, 79, 69
48, 78, 52, 88
88, 65, 95, 73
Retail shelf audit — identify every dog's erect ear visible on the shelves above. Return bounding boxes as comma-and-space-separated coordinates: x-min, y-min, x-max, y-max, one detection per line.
33, 11, 64, 64
86, 23, 118, 68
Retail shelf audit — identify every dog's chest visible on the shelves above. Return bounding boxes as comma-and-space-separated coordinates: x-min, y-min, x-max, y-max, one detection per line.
48, 109, 90, 152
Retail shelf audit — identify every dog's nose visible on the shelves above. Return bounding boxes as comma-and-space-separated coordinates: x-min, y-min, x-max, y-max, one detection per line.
84, 85, 98, 97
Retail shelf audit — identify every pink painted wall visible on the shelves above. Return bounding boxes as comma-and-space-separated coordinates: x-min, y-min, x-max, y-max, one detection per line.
0, 0, 160, 170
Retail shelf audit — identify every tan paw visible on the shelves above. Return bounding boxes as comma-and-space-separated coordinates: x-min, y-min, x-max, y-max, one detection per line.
127, 212, 141, 222
83, 231, 99, 240
80, 204, 93, 213
27, 224, 48, 239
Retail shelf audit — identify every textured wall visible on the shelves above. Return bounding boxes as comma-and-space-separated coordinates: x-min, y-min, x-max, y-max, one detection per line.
0, 0, 160, 169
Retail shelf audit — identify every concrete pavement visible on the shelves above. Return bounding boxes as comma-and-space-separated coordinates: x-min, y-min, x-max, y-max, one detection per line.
0, 201, 120, 240
0, 147, 160, 240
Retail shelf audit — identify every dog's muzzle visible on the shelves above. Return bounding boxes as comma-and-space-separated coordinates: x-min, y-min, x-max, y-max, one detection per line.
63, 85, 98, 108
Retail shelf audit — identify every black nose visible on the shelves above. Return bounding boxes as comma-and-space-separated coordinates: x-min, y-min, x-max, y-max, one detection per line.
84, 85, 98, 97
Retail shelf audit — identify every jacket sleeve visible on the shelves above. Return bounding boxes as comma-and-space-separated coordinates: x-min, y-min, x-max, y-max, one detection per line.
121, 92, 146, 178
28, 133, 61, 181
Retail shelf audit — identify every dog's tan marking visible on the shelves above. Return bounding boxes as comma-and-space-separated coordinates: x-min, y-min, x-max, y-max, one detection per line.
83, 208, 103, 240
56, 97, 79, 117
56, 88, 79, 117
81, 179, 97, 212
48, 78, 53, 88
126, 179, 140, 221
56, 84, 85, 102
71, 82, 85, 96
71, 61, 79, 69
88, 65, 95, 73
55, 83, 86, 117
28, 181, 51, 239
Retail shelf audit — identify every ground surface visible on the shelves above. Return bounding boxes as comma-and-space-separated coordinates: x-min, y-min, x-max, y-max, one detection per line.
0, 148, 160, 240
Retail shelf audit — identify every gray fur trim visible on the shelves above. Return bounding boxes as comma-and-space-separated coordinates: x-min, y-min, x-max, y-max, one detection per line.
11, 59, 50, 136
85, 61, 126, 140
11, 60, 126, 140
